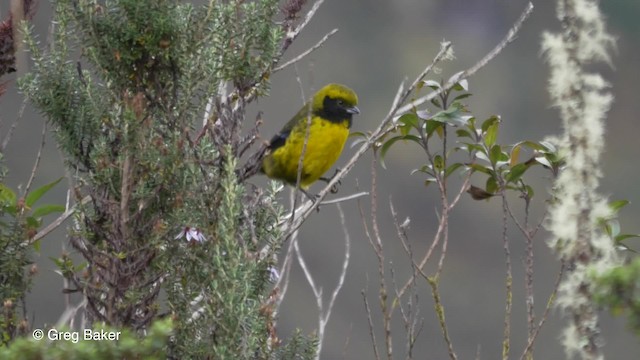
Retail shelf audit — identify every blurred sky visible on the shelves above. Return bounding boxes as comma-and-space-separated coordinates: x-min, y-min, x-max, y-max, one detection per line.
1, 1, 640, 359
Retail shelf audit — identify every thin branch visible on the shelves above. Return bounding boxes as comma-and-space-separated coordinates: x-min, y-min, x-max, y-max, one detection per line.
325, 203, 350, 317
367, 157, 393, 360
278, 191, 369, 224
274, 28, 339, 73
518, 262, 566, 360
315, 202, 352, 359
294, 239, 320, 301
427, 278, 458, 360
396, 2, 534, 114
362, 283, 381, 360
501, 194, 513, 360
290, 65, 313, 221
273, 226, 298, 320
1, 98, 27, 152
23, 121, 47, 197
25, 195, 91, 246
317, 191, 369, 205
280, 0, 327, 54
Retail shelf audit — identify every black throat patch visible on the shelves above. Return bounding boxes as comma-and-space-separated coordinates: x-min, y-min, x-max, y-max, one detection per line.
316, 96, 354, 128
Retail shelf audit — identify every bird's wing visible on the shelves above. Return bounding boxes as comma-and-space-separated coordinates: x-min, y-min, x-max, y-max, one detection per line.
268, 102, 314, 151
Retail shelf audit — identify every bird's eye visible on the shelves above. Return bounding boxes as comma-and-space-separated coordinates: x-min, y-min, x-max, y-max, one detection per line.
336, 99, 344, 106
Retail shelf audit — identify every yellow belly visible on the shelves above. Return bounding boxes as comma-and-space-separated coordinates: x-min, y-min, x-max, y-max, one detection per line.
263, 117, 349, 188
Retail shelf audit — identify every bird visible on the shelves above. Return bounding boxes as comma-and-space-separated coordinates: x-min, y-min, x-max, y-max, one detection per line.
261, 83, 360, 199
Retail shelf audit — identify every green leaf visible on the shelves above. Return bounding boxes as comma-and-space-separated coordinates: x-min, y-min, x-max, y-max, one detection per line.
452, 79, 469, 92
32, 204, 66, 218
461, 142, 484, 155
447, 71, 467, 90
50, 256, 63, 268
525, 185, 535, 199
486, 176, 498, 194
468, 163, 492, 175
433, 155, 444, 171
424, 178, 437, 188
510, 144, 522, 167
444, 163, 463, 178
422, 79, 442, 91
475, 150, 491, 164
0, 183, 17, 205
411, 165, 433, 176
615, 234, 640, 243
453, 93, 472, 102
26, 216, 41, 228
426, 119, 444, 138
489, 145, 502, 165
481, 115, 501, 133
609, 200, 630, 214
379, 135, 422, 169
397, 113, 420, 136
506, 163, 529, 183
535, 156, 553, 168
26, 177, 63, 207
513, 140, 546, 152
456, 128, 472, 139
432, 103, 472, 127
484, 121, 499, 148
539, 140, 557, 153
74, 262, 88, 272
607, 220, 621, 237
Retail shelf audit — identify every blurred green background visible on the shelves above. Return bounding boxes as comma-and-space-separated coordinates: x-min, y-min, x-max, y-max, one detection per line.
1, 1, 639, 358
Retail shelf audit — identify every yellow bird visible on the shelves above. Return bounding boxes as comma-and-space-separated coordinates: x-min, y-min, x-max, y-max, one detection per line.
261, 84, 360, 195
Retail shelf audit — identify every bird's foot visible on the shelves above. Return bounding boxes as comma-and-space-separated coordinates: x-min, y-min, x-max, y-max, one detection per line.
319, 169, 342, 194
300, 189, 322, 212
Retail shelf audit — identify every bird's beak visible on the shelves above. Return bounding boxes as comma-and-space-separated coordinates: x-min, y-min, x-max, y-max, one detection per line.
346, 106, 360, 115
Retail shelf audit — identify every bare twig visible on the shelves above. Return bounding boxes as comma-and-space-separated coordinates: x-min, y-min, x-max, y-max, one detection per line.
25, 195, 91, 246
396, 2, 534, 114
500, 194, 513, 360
23, 122, 47, 197
503, 190, 555, 357
273, 227, 298, 320
274, 28, 339, 73
316, 191, 368, 205
1, 98, 27, 152
290, 66, 313, 220
362, 283, 381, 360
394, 172, 471, 301
324, 203, 351, 358
365, 157, 393, 360
427, 278, 458, 360
293, 203, 350, 360
518, 262, 565, 360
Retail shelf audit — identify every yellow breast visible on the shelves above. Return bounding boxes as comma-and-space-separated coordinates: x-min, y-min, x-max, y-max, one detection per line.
263, 116, 350, 188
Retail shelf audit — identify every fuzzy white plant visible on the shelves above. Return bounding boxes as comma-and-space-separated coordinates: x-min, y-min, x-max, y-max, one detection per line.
542, 1, 619, 359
